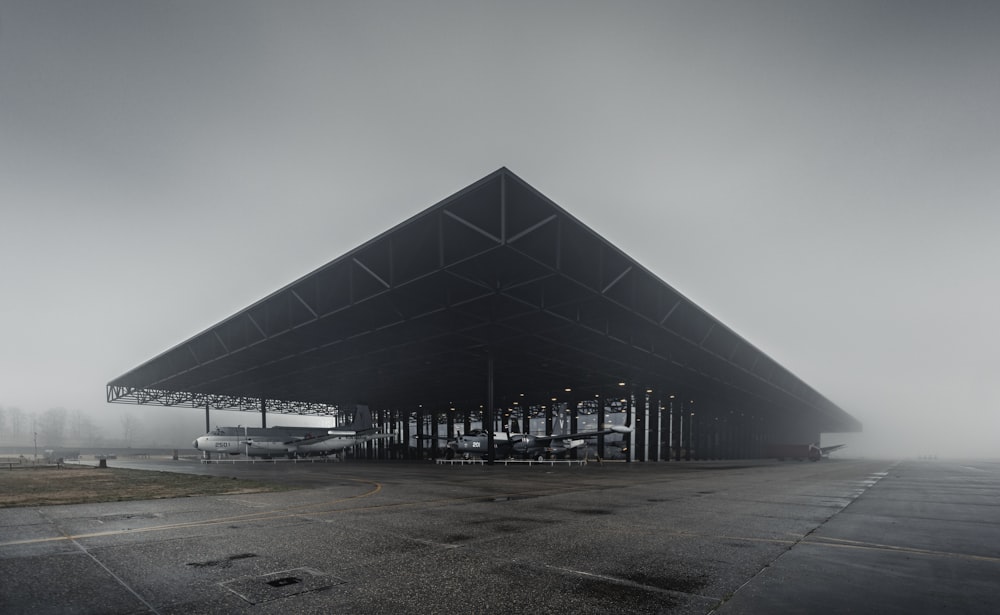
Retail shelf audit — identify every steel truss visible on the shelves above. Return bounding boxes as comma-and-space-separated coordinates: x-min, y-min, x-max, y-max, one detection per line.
106, 385, 341, 416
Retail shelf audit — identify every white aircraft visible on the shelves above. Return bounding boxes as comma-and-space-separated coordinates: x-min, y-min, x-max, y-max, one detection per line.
193, 405, 392, 458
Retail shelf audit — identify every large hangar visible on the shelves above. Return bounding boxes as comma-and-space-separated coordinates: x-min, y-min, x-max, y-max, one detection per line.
107, 168, 860, 461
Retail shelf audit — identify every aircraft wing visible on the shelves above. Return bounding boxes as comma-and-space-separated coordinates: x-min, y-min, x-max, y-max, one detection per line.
531, 425, 632, 444
282, 433, 343, 445
820, 444, 846, 454
282, 429, 390, 445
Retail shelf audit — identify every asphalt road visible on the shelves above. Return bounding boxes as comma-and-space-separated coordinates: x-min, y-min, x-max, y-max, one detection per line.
1, 457, 997, 614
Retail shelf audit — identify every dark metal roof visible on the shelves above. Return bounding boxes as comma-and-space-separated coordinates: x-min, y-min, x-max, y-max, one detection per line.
107, 168, 860, 433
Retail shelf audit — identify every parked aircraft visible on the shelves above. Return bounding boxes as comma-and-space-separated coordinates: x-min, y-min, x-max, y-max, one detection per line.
764, 442, 846, 461
193, 405, 392, 458
429, 419, 633, 460
811, 443, 847, 460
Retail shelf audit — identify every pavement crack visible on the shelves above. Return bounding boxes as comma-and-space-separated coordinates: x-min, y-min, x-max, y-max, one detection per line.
709, 464, 898, 614
36, 509, 163, 615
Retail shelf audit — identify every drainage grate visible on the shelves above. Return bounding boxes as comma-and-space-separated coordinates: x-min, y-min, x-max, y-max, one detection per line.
221, 567, 345, 605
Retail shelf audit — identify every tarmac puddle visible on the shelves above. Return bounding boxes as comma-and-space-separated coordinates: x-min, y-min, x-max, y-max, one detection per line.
97, 512, 161, 523
482, 495, 538, 503
187, 553, 258, 568
620, 571, 709, 594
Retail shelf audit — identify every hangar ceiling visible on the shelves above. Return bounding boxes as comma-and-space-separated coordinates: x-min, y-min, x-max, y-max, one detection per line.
107, 168, 860, 434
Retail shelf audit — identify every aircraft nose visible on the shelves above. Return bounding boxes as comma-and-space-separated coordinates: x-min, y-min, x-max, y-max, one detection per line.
192, 439, 199, 450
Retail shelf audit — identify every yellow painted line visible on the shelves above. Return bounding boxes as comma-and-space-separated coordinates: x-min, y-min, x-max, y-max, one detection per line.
0, 479, 634, 548
1, 481, 592, 547
0, 479, 382, 547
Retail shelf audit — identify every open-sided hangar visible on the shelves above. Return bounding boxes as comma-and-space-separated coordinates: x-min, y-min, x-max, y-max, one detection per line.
107, 168, 860, 462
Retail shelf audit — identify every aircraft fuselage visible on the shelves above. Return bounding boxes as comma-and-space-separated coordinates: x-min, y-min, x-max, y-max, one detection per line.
193, 426, 373, 458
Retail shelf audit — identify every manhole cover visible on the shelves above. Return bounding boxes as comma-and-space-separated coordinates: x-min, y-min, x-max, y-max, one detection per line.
220, 567, 346, 604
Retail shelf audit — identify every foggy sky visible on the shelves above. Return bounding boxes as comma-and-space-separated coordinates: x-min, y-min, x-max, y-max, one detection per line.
2, 1, 998, 457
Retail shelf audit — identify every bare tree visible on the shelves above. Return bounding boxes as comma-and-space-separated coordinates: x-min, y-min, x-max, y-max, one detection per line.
9, 407, 24, 440
71, 409, 103, 446
38, 407, 68, 446
120, 412, 141, 447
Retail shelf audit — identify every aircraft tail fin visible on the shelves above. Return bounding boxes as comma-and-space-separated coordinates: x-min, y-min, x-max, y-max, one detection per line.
553, 414, 569, 436
344, 405, 374, 431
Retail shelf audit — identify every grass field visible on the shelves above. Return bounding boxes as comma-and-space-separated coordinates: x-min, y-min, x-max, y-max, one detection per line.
0, 464, 292, 507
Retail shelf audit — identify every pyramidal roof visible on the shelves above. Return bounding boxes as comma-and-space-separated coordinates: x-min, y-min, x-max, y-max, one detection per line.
108, 168, 859, 433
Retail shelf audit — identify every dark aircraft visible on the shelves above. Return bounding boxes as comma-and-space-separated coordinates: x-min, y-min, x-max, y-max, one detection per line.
429, 420, 633, 460
765, 442, 846, 461
193, 405, 392, 458
811, 443, 847, 460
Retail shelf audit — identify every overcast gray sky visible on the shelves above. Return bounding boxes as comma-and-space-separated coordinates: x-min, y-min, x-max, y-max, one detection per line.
2, 1, 998, 457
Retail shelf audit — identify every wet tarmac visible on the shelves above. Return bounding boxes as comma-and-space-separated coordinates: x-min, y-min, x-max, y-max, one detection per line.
1, 457, 998, 614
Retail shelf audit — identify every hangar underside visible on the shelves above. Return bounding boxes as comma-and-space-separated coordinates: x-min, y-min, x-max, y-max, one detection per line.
107, 168, 860, 460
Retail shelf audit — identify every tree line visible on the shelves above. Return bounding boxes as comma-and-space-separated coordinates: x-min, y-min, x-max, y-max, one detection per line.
0, 405, 144, 448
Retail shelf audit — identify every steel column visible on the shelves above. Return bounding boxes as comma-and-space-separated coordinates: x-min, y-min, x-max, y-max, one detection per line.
686, 401, 694, 461
402, 411, 411, 460
673, 399, 684, 461
416, 408, 424, 459
635, 390, 646, 462
625, 388, 633, 463
648, 393, 660, 461
597, 393, 606, 460
430, 408, 440, 459
570, 401, 578, 459
665, 396, 674, 461
486, 351, 494, 465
